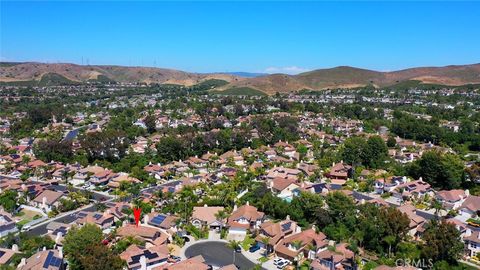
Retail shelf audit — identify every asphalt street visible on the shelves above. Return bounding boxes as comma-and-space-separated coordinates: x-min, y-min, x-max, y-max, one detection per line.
185, 241, 260, 270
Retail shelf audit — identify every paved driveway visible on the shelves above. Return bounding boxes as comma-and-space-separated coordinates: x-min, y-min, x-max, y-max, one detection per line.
185, 241, 262, 270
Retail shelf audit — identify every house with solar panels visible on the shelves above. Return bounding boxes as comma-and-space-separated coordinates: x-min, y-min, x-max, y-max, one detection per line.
76, 211, 115, 229
46, 222, 71, 246
17, 249, 65, 270
0, 247, 19, 266
0, 210, 18, 237
120, 244, 169, 270
254, 217, 301, 255
144, 212, 178, 230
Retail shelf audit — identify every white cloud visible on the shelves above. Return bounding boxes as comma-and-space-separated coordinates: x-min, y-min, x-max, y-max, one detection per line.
264, 66, 310, 75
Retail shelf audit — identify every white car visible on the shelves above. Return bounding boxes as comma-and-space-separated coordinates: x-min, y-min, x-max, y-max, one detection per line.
274, 258, 289, 266
21, 224, 31, 231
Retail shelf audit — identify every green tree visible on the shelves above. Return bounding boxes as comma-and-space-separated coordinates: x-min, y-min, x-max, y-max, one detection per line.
364, 136, 388, 168
226, 240, 241, 264
144, 114, 156, 134
421, 220, 463, 264
408, 151, 464, 189
0, 190, 18, 213
63, 224, 123, 270
341, 137, 367, 166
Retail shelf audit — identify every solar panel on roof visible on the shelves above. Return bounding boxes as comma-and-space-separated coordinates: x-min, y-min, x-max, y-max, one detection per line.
93, 213, 103, 219
43, 251, 54, 268
53, 227, 67, 235
281, 222, 292, 231
0, 250, 5, 258
52, 257, 62, 267
144, 250, 159, 259
151, 215, 166, 225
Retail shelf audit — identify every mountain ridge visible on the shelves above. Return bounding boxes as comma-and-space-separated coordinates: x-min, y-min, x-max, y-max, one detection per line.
1, 62, 479, 94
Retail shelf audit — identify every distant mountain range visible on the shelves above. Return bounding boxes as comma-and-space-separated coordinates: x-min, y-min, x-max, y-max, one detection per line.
222, 72, 268, 78
1, 62, 479, 94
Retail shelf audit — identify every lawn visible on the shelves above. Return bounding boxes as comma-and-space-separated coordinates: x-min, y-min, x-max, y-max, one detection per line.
241, 234, 255, 251
15, 209, 43, 228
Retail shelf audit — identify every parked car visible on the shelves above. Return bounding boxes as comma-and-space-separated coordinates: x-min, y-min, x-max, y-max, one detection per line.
249, 244, 261, 253
234, 246, 241, 253
21, 224, 31, 232
277, 260, 291, 269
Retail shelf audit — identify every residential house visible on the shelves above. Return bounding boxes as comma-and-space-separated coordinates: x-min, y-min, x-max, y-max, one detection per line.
144, 163, 166, 180
32, 190, 63, 213
392, 179, 433, 201
46, 222, 70, 246
191, 205, 225, 230
77, 211, 115, 229
120, 244, 169, 270
255, 217, 301, 254
397, 204, 426, 238
117, 225, 168, 244
326, 162, 353, 182
0, 247, 19, 266
228, 202, 265, 235
144, 212, 178, 230
275, 228, 328, 261
0, 210, 17, 237
459, 195, 480, 219
463, 229, 480, 258
312, 243, 356, 270
269, 177, 300, 202
17, 249, 65, 270
436, 189, 469, 210
266, 167, 302, 181
374, 176, 407, 194
160, 255, 211, 270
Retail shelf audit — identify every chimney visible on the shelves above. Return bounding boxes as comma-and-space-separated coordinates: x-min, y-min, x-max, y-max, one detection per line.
233, 205, 238, 211
55, 232, 63, 243
11, 244, 18, 252
465, 229, 472, 237
466, 189, 470, 197
58, 246, 63, 258
140, 255, 147, 270
286, 215, 290, 221
246, 201, 250, 206
143, 215, 149, 225
18, 258, 26, 268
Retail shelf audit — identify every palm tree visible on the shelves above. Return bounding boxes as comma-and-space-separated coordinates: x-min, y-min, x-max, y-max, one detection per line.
383, 235, 396, 258
306, 243, 317, 259
261, 236, 271, 256
214, 209, 228, 233
227, 240, 241, 264
431, 200, 442, 219
291, 240, 303, 250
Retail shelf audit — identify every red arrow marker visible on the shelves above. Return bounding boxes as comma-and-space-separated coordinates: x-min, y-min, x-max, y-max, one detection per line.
133, 207, 142, 227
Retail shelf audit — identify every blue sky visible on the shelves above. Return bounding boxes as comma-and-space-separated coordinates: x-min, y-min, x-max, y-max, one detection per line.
1, 1, 479, 74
